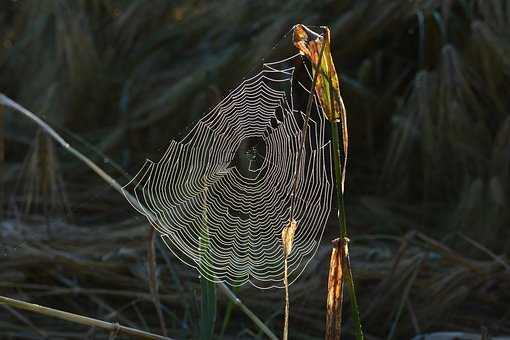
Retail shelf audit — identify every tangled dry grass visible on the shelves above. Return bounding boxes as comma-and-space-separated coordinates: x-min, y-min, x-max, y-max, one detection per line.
1, 0, 509, 339
1, 217, 509, 339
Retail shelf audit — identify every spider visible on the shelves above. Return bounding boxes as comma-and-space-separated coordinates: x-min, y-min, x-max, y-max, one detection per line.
244, 146, 258, 172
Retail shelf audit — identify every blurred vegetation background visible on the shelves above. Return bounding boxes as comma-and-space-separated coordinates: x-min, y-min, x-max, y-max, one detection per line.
0, 0, 509, 339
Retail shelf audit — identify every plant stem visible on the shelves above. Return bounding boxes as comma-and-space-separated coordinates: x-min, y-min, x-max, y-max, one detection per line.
330, 123, 347, 239
218, 284, 279, 340
200, 277, 216, 340
199, 187, 217, 340
0, 104, 3, 218
283, 256, 289, 340
330, 121, 364, 340
284, 33, 327, 340
148, 228, 168, 336
0, 295, 173, 340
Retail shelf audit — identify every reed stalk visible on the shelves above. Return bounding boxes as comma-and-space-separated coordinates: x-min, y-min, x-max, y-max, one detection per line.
199, 186, 217, 340
0, 104, 3, 218
0, 295, 172, 340
330, 121, 364, 340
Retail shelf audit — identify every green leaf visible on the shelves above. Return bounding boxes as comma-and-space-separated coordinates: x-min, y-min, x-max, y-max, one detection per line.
200, 277, 217, 340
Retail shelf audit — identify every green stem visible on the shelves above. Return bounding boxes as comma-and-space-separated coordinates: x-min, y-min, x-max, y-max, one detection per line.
330, 123, 348, 239
218, 284, 278, 340
330, 121, 364, 340
200, 187, 217, 340
200, 277, 217, 340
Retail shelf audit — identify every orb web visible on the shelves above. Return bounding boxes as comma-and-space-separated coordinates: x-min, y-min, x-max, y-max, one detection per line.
122, 53, 333, 289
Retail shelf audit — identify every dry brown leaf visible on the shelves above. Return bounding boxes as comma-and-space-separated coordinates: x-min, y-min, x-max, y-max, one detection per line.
281, 219, 298, 258
293, 24, 349, 193
293, 24, 343, 123
282, 219, 298, 340
326, 238, 345, 340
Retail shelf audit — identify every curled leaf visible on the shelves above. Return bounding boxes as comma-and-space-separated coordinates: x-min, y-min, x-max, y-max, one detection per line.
293, 24, 344, 123
282, 219, 297, 340
293, 24, 348, 193
281, 219, 298, 258
326, 238, 345, 340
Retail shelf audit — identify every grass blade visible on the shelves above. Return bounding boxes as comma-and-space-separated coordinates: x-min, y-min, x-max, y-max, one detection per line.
147, 228, 168, 337
199, 187, 217, 340
331, 121, 364, 340
199, 278, 216, 340
218, 283, 278, 340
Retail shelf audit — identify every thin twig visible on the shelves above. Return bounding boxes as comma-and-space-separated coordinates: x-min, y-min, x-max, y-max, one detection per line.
148, 228, 168, 336
0, 295, 172, 340
283, 256, 290, 340
386, 256, 423, 340
0, 104, 4, 218
406, 299, 420, 334
415, 232, 480, 272
459, 233, 510, 272
0, 282, 178, 302
218, 284, 278, 340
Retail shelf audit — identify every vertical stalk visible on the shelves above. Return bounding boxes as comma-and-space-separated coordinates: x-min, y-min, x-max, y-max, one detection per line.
199, 186, 217, 340
294, 24, 364, 339
330, 123, 347, 239
284, 38, 327, 340
147, 228, 168, 337
283, 256, 289, 340
330, 121, 363, 340
0, 104, 4, 218
200, 277, 216, 340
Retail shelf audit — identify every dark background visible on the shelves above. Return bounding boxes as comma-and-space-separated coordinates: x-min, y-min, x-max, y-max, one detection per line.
0, 1, 509, 339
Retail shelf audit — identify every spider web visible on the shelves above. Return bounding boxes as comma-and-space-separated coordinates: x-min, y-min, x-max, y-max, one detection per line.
122, 53, 333, 289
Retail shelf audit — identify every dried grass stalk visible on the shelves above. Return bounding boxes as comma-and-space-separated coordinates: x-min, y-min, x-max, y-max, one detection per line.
0, 295, 172, 340
282, 219, 298, 258
147, 228, 168, 337
326, 238, 345, 340
0, 104, 3, 217
282, 219, 298, 340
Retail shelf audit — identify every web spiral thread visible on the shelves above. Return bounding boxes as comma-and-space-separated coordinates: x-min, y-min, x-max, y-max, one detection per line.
123, 54, 333, 289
